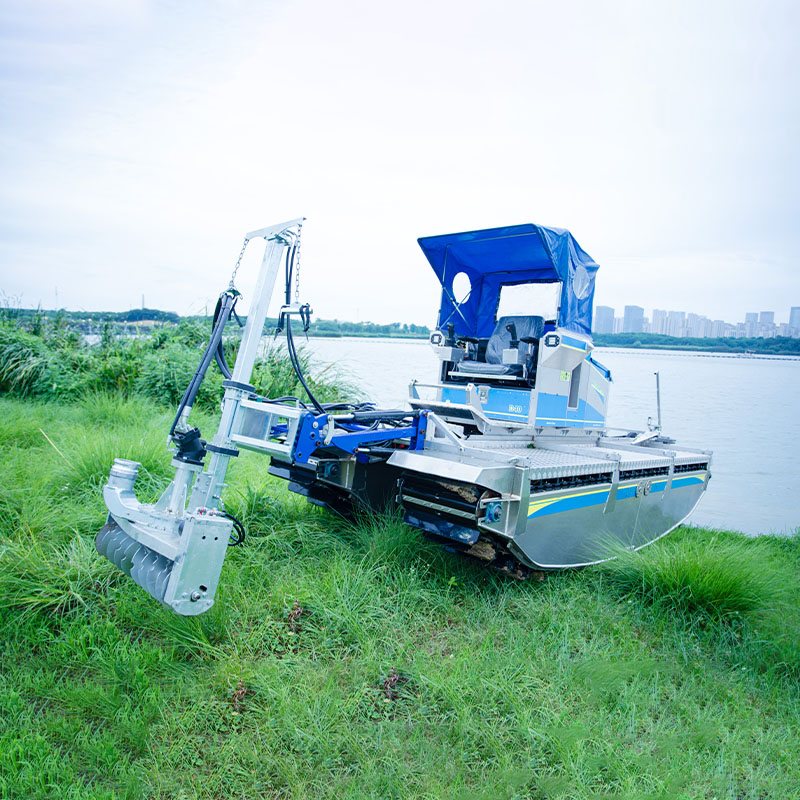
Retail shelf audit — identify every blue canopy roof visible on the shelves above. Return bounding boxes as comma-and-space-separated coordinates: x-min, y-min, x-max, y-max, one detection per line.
418, 224, 599, 338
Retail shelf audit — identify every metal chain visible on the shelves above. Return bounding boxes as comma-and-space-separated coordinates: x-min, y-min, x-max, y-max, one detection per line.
294, 224, 303, 302
229, 237, 249, 289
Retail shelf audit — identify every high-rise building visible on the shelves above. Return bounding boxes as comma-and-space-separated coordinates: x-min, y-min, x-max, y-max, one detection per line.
593, 305, 615, 334
584, 306, 800, 338
651, 309, 667, 335
757, 311, 776, 338
623, 305, 644, 333
666, 311, 685, 337
686, 313, 706, 338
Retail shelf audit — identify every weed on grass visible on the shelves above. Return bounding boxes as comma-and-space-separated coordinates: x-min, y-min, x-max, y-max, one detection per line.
0, 531, 119, 618
598, 532, 793, 616
597, 529, 800, 679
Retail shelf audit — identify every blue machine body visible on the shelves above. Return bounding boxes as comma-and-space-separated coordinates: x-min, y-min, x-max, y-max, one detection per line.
290, 411, 427, 464
419, 224, 609, 429
418, 224, 599, 338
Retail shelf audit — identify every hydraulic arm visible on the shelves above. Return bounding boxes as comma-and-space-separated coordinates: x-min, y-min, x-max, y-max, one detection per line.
96, 218, 427, 615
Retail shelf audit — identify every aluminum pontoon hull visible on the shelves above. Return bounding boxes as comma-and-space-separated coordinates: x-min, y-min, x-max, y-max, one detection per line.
269, 430, 711, 571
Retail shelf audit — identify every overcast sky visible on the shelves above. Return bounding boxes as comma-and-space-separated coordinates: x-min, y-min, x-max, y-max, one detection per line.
1, 0, 798, 326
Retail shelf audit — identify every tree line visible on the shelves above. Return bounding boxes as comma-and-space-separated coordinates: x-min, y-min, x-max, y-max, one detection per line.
593, 332, 800, 356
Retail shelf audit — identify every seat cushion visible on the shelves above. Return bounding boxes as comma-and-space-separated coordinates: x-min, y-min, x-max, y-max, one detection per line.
455, 362, 523, 376
485, 315, 545, 364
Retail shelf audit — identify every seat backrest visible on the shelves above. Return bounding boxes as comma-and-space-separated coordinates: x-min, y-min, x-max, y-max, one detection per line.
485, 315, 545, 364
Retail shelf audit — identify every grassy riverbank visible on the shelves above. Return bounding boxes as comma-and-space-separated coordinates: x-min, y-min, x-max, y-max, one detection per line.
1, 393, 799, 799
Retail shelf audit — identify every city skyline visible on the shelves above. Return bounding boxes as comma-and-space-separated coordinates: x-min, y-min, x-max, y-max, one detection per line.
594, 304, 800, 338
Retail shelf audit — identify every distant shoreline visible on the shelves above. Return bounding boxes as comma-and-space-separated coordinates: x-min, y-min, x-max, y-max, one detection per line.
304, 331, 800, 357
305, 334, 800, 358
591, 334, 800, 358
6, 306, 799, 357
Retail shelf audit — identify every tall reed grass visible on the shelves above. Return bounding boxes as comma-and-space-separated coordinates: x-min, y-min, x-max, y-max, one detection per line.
598, 534, 792, 617
598, 530, 800, 676
0, 317, 352, 408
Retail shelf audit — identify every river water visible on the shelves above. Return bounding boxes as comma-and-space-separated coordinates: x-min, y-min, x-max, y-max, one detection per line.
290, 336, 800, 537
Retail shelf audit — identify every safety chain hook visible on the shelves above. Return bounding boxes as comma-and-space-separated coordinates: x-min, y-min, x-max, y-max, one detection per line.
229, 237, 249, 290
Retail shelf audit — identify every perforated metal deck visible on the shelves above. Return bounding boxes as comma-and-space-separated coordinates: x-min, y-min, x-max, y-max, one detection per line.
486, 447, 615, 479
425, 435, 710, 481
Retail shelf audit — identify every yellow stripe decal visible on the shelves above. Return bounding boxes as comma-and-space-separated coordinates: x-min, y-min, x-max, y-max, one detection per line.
528, 485, 611, 517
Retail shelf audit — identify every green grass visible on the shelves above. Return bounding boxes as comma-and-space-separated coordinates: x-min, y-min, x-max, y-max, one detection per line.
0, 318, 353, 408
1, 394, 799, 799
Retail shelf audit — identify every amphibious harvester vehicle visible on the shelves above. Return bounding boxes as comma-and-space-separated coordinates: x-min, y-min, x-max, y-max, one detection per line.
96, 218, 711, 614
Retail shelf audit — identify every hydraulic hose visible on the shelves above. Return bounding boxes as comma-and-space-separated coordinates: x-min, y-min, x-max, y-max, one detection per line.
212, 295, 234, 380
214, 343, 232, 380
174, 237, 341, 429
169, 291, 236, 436
285, 314, 325, 414
280, 237, 326, 414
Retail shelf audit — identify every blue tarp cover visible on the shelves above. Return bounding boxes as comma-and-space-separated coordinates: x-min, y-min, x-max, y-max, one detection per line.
418, 224, 598, 338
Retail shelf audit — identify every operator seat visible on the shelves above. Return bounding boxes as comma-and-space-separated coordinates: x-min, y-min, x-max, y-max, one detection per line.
456, 315, 544, 376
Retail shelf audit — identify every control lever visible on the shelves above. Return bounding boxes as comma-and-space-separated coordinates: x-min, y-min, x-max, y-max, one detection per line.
505, 322, 519, 348
457, 334, 479, 360
445, 323, 456, 347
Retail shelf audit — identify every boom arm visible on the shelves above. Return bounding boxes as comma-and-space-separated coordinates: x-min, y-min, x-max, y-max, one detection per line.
97, 219, 304, 615
96, 218, 428, 615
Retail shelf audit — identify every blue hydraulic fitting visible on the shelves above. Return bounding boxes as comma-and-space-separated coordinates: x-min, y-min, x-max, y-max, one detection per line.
485, 501, 503, 523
